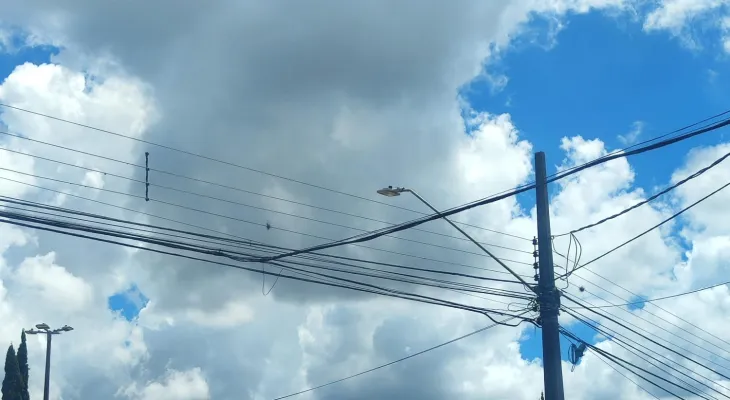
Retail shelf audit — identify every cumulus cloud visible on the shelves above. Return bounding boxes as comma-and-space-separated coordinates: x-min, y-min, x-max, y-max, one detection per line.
121, 368, 210, 400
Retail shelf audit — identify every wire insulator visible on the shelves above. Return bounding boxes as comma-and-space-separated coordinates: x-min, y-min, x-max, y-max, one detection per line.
144, 152, 150, 202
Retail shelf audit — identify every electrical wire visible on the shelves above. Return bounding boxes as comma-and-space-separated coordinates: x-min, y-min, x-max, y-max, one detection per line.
0, 194, 536, 304
0, 184, 540, 315
5, 103, 730, 259
1, 186, 531, 285
565, 305, 729, 395
560, 328, 700, 400
557, 178, 730, 279
0, 173, 534, 274
0, 215, 535, 325
0, 144, 532, 254
588, 348, 661, 400
562, 292, 730, 380
553, 244, 730, 351
0, 207, 533, 305
1, 195, 531, 296
271, 312, 529, 400
560, 267, 730, 355
240, 114, 730, 272
562, 280, 730, 369
580, 280, 730, 309
565, 307, 729, 400
0, 118, 531, 240
4, 104, 730, 301
555, 150, 730, 237
562, 293, 730, 381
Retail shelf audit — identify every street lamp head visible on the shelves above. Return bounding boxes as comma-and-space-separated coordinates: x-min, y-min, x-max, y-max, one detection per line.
35, 323, 50, 331
377, 186, 406, 197
61, 325, 73, 332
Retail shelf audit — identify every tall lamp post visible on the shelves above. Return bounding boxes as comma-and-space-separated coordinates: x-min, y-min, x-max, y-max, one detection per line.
25, 323, 73, 400
377, 179, 565, 400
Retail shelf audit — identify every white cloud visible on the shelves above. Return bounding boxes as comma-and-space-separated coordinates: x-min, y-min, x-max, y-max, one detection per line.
121, 368, 210, 400
617, 120, 644, 146
13, 252, 93, 312
644, 0, 727, 32
81, 170, 104, 189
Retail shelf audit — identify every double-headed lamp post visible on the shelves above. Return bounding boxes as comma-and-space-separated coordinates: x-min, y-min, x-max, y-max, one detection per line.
25, 323, 73, 400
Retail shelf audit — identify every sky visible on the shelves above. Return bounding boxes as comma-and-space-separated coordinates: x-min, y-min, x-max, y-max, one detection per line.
2, 1, 730, 399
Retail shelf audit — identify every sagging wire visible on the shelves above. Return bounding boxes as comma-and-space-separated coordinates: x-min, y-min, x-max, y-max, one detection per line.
261, 262, 283, 296
552, 233, 582, 289
508, 297, 538, 314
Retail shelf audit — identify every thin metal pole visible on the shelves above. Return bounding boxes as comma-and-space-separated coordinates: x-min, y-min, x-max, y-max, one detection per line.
405, 190, 535, 291
535, 151, 565, 400
43, 332, 51, 400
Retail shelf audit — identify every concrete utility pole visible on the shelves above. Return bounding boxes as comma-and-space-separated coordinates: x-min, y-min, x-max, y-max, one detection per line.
25, 323, 74, 400
534, 152, 565, 400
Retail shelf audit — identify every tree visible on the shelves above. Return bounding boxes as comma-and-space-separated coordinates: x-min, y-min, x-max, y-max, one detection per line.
2, 345, 22, 400
16, 332, 29, 400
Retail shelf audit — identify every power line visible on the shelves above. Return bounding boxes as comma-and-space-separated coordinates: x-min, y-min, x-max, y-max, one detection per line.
555, 150, 730, 237
5, 103, 730, 255
5, 103, 730, 293
561, 267, 730, 353
564, 293, 730, 376
562, 276, 730, 367
0, 108, 531, 240
0, 214, 535, 325
0, 195, 532, 296
588, 348, 661, 400
241, 114, 730, 267
565, 307, 729, 400
0, 134, 530, 243
560, 327, 708, 400
0, 146, 532, 258
563, 299, 730, 396
553, 243, 730, 351
580, 280, 730, 309
552, 108, 730, 185
447, 112, 730, 218
271, 313, 527, 400
0, 172, 534, 274
558, 178, 730, 279
560, 327, 705, 400
0, 194, 527, 288
562, 293, 730, 381
0, 206, 534, 306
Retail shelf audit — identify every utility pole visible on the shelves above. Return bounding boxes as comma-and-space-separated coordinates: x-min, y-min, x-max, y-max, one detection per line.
25, 323, 74, 400
535, 151, 565, 400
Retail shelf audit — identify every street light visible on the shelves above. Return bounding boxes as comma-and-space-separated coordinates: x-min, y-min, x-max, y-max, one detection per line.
376, 186, 532, 289
25, 324, 74, 400
376, 186, 406, 197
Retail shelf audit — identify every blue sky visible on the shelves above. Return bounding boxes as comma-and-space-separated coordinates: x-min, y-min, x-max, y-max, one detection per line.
464, 11, 730, 363
0, 8, 726, 368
